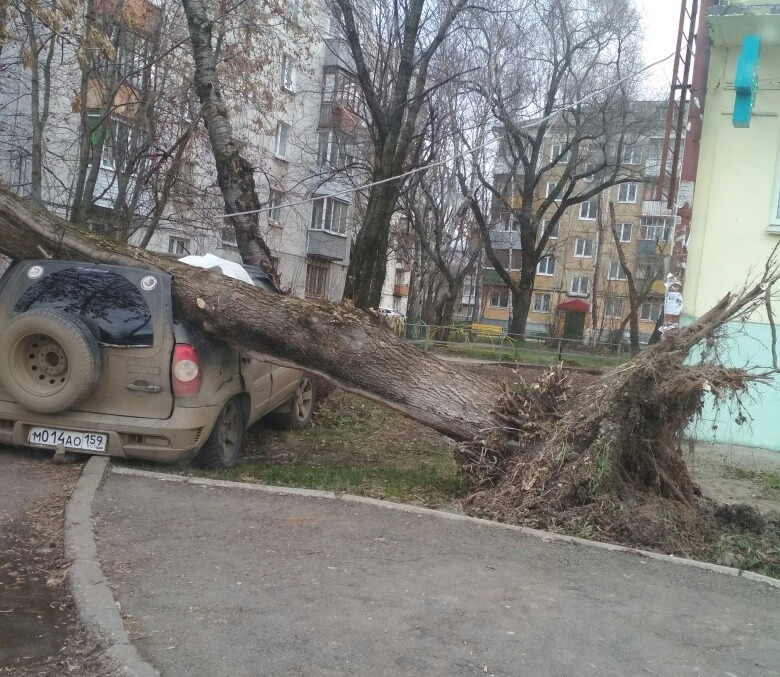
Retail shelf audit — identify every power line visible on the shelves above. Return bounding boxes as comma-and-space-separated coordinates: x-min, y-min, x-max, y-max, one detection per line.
220, 51, 675, 220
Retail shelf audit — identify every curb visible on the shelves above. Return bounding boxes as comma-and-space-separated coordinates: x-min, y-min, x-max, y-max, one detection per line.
65, 457, 160, 677
111, 466, 779, 589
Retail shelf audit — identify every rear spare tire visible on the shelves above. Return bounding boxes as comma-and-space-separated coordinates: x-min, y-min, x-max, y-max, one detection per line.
0, 309, 102, 414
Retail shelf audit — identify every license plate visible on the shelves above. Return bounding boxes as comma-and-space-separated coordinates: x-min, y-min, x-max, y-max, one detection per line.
27, 427, 108, 453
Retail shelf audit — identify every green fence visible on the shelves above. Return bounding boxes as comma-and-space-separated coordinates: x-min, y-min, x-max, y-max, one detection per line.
394, 321, 631, 369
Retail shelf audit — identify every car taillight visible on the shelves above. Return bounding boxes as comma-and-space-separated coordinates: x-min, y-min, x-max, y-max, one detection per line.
172, 344, 201, 398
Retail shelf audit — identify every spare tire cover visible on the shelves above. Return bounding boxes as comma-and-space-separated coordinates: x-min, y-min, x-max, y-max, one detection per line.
0, 309, 102, 414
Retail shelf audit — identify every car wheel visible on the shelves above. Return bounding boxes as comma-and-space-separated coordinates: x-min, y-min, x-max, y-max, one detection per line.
281, 375, 316, 430
195, 397, 244, 469
0, 309, 101, 414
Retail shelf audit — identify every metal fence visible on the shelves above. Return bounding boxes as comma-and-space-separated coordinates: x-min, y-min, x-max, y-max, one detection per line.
393, 320, 631, 369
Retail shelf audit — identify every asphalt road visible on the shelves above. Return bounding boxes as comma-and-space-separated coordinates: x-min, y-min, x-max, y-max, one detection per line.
93, 470, 779, 677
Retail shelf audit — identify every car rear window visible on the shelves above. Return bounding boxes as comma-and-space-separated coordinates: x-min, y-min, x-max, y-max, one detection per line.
14, 267, 155, 347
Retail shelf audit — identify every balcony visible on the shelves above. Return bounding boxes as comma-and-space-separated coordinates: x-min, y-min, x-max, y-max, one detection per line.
641, 200, 674, 218
393, 284, 409, 297
308, 230, 347, 261
96, 0, 161, 36
489, 230, 521, 249
319, 102, 359, 134
637, 239, 661, 256
323, 38, 354, 71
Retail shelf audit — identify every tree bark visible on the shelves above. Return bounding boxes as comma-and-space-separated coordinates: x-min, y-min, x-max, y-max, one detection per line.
180, 0, 275, 274
609, 203, 641, 356
0, 186, 501, 441
343, 180, 399, 308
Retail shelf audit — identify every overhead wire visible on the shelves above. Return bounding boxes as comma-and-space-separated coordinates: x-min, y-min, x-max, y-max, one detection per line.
219, 51, 676, 220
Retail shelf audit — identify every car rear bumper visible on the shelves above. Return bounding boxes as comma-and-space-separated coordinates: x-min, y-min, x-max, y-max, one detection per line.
0, 400, 223, 463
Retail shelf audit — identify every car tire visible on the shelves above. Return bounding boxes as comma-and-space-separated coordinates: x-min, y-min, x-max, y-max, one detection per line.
0, 309, 101, 414
279, 374, 316, 430
194, 397, 244, 469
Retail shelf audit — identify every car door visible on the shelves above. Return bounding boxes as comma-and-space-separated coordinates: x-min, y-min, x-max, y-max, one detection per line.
241, 353, 273, 425
269, 366, 301, 410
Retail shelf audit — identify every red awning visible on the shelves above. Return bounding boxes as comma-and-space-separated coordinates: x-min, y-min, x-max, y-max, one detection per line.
557, 299, 589, 312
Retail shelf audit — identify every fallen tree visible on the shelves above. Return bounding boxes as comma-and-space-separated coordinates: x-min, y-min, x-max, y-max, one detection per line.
1, 186, 778, 552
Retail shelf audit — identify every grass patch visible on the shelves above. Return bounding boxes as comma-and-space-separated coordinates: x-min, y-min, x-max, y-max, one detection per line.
430, 342, 623, 369
191, 392, 465, 508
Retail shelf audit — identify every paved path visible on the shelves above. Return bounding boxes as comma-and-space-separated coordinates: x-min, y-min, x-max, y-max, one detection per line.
93, 469, 779, 677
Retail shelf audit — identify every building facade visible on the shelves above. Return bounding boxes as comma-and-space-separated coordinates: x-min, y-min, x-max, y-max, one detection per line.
479, 111, 674, 343
0, 0, 366, 303
682, 1, 780, 450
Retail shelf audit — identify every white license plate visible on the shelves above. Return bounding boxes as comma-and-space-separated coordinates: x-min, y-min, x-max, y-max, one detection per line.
27, 427, 108, 453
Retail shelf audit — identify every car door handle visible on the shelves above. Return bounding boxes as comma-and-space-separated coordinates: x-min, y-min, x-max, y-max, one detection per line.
126, 381, 162, 393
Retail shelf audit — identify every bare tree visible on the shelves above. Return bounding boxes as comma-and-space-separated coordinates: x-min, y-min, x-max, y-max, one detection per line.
330, 0, 474, 309
459, 0, 649, 337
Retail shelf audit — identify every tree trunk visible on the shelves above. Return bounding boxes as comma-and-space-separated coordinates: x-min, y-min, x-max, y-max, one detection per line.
0, 186, 501, 441
343, 180, 399, 308
180, 0, 275, 274
405, 236, 423, 321
508, 278, 533, 338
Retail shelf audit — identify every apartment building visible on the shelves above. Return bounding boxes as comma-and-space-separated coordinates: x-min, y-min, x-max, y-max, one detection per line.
479, 107, 674, 342
0, 0, 365, 303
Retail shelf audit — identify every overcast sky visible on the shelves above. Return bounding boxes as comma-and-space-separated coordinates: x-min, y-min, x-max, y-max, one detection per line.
634, 0, 682, 96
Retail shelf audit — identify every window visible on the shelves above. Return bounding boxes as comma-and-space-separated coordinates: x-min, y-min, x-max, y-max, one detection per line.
86, 113, 136, 171
618, 183, 638, 203
622, 145, 641, 165
168, 236, 189, 255
617, 222, 632, 242
274, 122, 290, 159
604, 297, 624, 319
306, 259, 329, 298
550, 142, 571, 164
114, 30, 147, 87
545, 182, 561, 201
323, 73, 336, 102
640, 218, 672, 241
221, 225, 237, 246
281, 54, 296, 92
310, 197, 349, 234
539, 219, 559, 239
317, 130, 338, 167
394, 269, 405, 286
636, 262, 658, 280
574, 237, 593, 258
640, 298, 664, 322
268, 190, 283, 223
533, 293, 551, 312
579, 201, 597, 220
489, 289, 509, 308
583, 162, 596, 183
537, 256, 555, 276
570, 276, 589, 296
608, 260, 627, 280
500, 213, 518, 231
15, 267, 155, 347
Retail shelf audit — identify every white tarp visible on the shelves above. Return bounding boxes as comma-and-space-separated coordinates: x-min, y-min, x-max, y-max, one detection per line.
179, 254, 254, 285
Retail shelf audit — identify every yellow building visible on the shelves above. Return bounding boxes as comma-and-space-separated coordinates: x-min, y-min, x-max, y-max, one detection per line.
481, 121, 673, 342
682, 1, 780, 450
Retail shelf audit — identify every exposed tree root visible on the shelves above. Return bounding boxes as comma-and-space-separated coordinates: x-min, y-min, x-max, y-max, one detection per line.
456, 266, 780, 552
